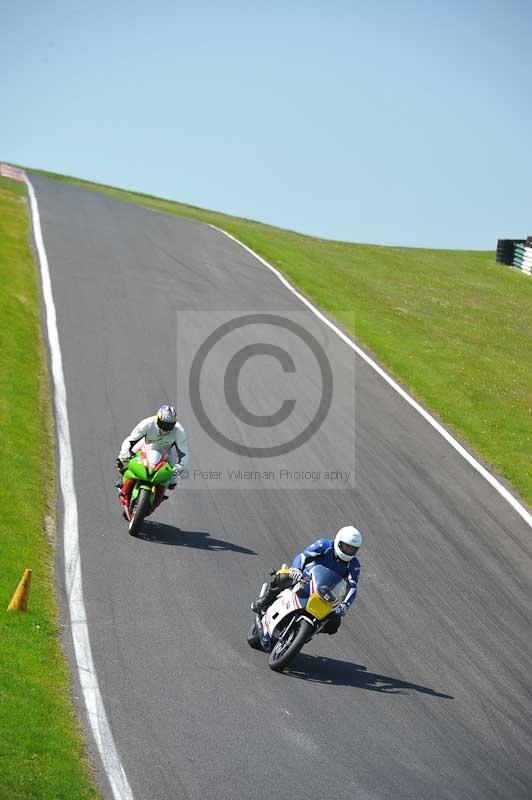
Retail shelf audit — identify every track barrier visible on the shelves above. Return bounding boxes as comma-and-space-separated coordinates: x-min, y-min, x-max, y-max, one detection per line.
496, 236, 532, 277
0, 163, 26, 182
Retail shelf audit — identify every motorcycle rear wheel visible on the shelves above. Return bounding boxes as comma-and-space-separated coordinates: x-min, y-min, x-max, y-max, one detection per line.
128, 488, 151, 536
247, 620, 263, 650
268, 618, 312, 672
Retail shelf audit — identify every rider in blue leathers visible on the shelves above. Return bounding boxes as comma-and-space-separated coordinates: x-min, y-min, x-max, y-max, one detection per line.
252, 526, 362, 634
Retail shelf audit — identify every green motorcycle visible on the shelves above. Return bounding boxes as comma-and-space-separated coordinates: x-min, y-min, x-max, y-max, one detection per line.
119, 443, 174, 535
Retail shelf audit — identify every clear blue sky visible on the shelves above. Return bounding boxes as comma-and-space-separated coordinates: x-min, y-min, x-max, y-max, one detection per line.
2, 1, 531, 248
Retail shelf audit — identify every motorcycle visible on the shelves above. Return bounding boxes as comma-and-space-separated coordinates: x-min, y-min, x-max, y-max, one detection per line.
247, 564, 348, 672
118, 442, 174, 535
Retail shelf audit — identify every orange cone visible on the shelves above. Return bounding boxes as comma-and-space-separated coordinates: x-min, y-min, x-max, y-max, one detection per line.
7, 569, 32, 611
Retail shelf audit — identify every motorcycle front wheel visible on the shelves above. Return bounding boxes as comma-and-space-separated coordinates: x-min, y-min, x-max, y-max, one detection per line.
128, 488, 152, 536
268, 618, 312, 672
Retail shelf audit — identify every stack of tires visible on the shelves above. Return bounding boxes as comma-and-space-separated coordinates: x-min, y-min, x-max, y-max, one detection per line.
496, 239, 523, 266
521, 241, 532, 276
496, 238, 531, 276
513, 243, 526, 270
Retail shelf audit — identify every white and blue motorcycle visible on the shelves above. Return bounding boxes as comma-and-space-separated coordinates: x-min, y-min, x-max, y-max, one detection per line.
247, 564, 348, 672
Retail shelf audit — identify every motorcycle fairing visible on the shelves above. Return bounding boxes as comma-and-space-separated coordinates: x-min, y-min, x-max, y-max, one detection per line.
121, 444, 173, 518
263, 587, 332, 639
306, 594, 334, 619
263, 564, 347, 637
125, 447, 173, 487
264, 588, 303, 637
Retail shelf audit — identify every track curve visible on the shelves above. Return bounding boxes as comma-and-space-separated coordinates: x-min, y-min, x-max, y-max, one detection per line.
31, 174, 532, 800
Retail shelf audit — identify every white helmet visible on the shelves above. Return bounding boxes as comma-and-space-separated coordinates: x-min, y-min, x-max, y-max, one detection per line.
334, 526, 362, 562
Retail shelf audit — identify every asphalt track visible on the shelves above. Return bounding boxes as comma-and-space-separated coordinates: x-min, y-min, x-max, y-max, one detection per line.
31, 174, 532, 800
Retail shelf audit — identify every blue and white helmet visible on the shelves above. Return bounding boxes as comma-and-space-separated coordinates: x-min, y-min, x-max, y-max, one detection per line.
334, 526, 362, 561
156, 405, 177, 432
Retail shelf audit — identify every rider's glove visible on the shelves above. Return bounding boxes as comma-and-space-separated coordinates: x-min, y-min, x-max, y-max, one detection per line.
335, 603, 348, 617
173, 463, 183, 478
289, 567, 303, 583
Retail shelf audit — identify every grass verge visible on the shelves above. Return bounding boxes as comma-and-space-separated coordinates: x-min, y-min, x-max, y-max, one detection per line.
27, 166, 532, 507
0, 177, 99, 799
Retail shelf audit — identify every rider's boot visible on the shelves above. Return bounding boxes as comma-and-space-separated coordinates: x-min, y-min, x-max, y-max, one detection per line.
251, 586, 277, 614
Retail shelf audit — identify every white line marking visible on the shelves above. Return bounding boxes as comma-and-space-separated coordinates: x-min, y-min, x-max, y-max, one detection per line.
210, 224, 532, 531
25, 176, 134, 800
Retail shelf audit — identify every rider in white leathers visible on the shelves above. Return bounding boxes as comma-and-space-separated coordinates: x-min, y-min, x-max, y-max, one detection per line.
117, 405, 189, 489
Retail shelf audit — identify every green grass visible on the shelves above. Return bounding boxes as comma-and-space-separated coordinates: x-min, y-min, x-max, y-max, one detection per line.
0, 178, 99, 799
27, 166, 532, 507
0, 175, 26, 196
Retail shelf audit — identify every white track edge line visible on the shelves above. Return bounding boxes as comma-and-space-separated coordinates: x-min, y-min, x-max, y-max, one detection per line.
209, 224, 532, 531
25, 176, 134, 800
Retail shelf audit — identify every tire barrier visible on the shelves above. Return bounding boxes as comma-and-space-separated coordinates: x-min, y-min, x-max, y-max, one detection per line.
512, 241, 532, 276
496, 237, 532, 276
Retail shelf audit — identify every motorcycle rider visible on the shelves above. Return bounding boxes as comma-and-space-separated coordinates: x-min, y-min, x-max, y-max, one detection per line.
251, 526, 362, 635
116, 405, 189, 513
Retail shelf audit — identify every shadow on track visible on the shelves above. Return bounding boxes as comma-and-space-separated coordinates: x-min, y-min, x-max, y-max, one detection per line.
133, 522, 256, 554
285, 654, 453, 699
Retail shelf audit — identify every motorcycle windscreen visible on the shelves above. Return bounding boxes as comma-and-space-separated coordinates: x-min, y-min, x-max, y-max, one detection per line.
141, 444, 174, 483
144, 447, 164, 468
146, 450, 163, 469
307, 564, 348, 605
